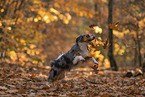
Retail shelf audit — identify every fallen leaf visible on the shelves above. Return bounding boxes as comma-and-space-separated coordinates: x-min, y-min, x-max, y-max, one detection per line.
18, 88, 26, 94
5, 89, 18, 94
47, 92, 58, 96
0, 86, 8, 90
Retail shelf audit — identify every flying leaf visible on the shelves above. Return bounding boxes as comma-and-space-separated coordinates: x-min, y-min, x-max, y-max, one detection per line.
90, 65, 99, 74
89, 24, 97, 28
103, 38, 109, 49
109, 22, 119, 30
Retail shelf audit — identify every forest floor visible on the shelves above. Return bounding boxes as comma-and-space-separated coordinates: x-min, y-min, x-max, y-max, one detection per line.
0, 63, 145, 97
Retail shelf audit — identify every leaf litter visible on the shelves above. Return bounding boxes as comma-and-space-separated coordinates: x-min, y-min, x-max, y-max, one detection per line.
0, 63, 145, 97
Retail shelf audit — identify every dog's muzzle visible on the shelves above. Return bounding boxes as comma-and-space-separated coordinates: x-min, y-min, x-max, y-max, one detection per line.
88, 36, 95, 42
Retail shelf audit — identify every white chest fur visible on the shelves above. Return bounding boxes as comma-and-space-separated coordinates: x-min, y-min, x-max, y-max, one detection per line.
78, 42, 89, 57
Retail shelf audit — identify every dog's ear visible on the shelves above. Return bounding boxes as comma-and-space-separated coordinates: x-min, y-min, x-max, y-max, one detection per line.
76, 35, 83, 43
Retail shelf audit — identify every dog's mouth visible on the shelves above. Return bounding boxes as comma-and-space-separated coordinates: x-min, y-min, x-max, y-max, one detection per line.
87, 36, 95, 42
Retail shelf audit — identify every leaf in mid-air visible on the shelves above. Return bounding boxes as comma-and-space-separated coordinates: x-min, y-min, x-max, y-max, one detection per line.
89, 24, 97, 28
109, 22, 119, 30
103, 38, 109, 49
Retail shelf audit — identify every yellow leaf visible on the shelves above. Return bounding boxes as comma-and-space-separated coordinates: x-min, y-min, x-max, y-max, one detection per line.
119, 49, 125, 55
113, 30, 124, 38
9, 51, 17, 61
98, 37, 102, 41
1, 9, 4, 12
59, 14, 64, 20
94, 51, 101, 58
103, 58, 110, 68
54, 3, 60, 8
20, 39, 26, 45
63, 19, 69, 24
36, 51, 40, 55
30, 44, 36, 49
11, 35, 14, 39
124, 29, 129, 34
34, 18, 38, 22
10, 51, 16, 56
66, 13, 71, 20
99, 54, 104, 61
79, 12, 84, 16
43, 16, 49, 21
50, 8, 60, 15
53, 16, 58, 21
8, 27, 11, 30
31, 50, 35, 56
93, 26, 102, 34
65, 7, 70, 11
27, 50, 31, 55
32, 60, 38, 64
0, 22, 2, 26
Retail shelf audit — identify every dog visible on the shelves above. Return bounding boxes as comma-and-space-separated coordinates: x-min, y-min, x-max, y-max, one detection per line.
48, 34, 99, 82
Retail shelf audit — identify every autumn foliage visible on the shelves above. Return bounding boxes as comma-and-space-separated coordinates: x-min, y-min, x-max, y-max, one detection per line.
0, 0, 145, 96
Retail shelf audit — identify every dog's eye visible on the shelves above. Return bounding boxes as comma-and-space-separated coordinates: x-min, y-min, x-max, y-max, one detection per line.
86, 35, 90, 38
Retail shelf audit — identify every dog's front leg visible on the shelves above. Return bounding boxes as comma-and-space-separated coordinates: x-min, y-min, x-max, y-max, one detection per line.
91, 57, 99, 65
85, 56, 99, 65
73, 56, 85, 65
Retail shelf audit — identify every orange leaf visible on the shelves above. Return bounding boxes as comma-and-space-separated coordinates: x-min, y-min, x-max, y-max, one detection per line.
109, 22, 119, 30
103, 38, 109, 49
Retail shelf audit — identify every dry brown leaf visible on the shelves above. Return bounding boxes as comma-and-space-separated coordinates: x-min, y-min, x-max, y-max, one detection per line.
18, 88, 26, 94
101, 94, 110, 97
6, 84, 16, 89
42, 85, 50, 89
103, 38, 109, 49
47, 92, 58, 96
89, 24, 97, 28
91, 65, 99, 74
5, 89, 18, 94
109, 22, 119, 30
0, 86, 8, 90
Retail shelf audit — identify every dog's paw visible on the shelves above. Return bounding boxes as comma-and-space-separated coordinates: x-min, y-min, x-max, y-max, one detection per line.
95, 61, 99, 65
46, 82, 49, 86
79, 56, 85, 61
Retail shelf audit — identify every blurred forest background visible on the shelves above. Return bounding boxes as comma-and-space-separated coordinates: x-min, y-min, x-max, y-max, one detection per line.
0, 0, 145, 96
0, 0, 145, 71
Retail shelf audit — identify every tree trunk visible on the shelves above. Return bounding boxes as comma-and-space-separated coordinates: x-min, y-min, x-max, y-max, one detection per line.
142, 61, 145, 77
136, 23, 142, 67
108, 0, 118, 71
94, 2, 98, 25
133, 37, 137, 69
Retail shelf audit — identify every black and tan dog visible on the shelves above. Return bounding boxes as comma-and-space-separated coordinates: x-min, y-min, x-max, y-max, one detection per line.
48, 34, 98, 82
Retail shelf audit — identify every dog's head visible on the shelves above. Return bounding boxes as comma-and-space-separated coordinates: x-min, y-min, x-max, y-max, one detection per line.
76, 34, 95, 43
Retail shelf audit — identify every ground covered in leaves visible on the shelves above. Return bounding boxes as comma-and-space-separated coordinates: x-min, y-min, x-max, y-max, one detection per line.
0, 63, 145, 97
